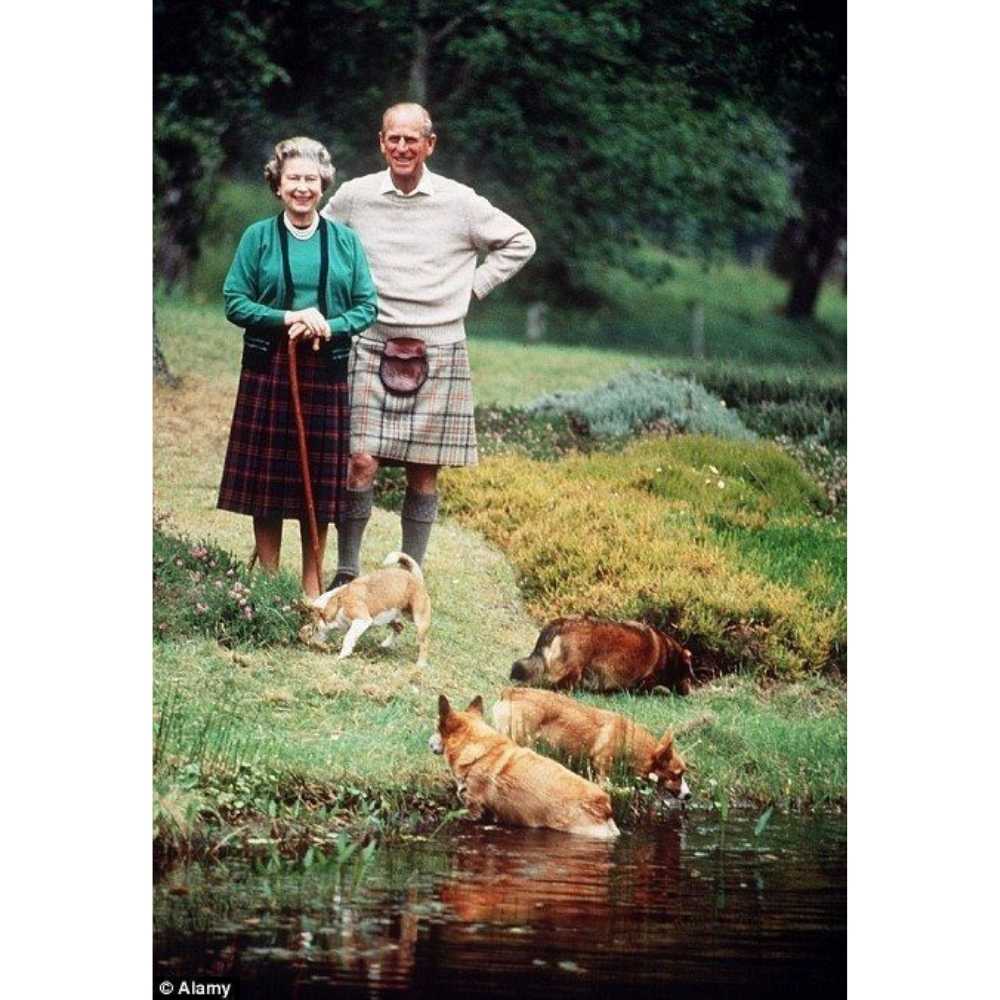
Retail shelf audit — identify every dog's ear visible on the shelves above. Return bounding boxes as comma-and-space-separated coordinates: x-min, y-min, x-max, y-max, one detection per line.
682, 647, 695, 677
467, 695, 484, 716
438, 694, 452, 720
652, 730, 675, 764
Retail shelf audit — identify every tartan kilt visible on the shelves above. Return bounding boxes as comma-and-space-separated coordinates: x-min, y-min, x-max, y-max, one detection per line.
349, 336, 479, 467
218, 339, 350, 522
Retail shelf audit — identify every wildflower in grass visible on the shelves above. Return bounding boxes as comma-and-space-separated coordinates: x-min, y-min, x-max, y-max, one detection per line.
243, 606, 253, 620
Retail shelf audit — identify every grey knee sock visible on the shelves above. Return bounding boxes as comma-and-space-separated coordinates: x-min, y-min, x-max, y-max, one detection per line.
401, 489, 439, 566
335, 487, 374, 578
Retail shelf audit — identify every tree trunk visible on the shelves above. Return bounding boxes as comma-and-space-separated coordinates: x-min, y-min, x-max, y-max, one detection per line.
408, 3, 429, 103
153, 311, 179, 387
408, 28, 429, 102
771, 208, 844, 320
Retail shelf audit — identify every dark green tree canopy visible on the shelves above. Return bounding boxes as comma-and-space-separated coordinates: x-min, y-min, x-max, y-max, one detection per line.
154, 0, 844, 314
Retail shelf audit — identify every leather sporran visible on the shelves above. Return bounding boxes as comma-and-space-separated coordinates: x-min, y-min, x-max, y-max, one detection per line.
379, 337, 428, 395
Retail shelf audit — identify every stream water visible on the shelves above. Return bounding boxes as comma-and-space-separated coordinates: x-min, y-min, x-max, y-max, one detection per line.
154, 809, 845, 998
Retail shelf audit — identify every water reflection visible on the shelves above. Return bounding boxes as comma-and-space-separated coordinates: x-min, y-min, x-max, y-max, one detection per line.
154, 810, 845, 998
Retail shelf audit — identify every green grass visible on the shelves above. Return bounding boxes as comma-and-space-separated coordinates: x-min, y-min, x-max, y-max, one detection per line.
155, 295, 844, 413
708, 515, 847, 609
154, 622, 845, 862
154, 294, 665, 405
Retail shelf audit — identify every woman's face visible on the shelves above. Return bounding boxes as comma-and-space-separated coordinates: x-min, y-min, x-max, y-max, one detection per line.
278, 157, 323, 223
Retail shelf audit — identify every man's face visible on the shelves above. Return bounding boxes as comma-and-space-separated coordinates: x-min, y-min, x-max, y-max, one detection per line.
379, 109, 436, 188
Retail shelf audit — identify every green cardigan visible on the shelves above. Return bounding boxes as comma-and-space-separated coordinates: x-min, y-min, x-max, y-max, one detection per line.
223, 215, 378, 337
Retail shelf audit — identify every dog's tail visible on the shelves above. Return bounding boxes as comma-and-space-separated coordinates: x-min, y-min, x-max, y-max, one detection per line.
382, 550, 424, 583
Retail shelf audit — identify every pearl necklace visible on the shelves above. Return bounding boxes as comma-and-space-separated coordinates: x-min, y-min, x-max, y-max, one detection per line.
283, 212, 319, 240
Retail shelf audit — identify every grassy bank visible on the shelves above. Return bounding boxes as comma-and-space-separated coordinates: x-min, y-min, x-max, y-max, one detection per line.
154, 272, 845, 863
153, 519, 845, 866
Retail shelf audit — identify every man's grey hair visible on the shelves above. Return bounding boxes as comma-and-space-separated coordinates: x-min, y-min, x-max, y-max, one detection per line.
381, 102, 434, 138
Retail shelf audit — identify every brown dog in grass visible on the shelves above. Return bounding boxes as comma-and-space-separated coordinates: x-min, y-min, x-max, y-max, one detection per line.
428, 695, 620, 840
510, 617, 694, 695
492, 687, 691, 799
299, 552, 430, 667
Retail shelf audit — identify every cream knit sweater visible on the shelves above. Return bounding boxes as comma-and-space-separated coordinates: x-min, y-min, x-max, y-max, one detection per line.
321, 168, 536, 345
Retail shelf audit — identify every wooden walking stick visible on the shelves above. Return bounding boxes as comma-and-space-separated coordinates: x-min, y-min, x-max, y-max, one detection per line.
286, 337, 324, 596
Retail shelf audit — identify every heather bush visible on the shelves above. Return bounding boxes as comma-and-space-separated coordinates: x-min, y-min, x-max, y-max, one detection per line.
671, 365, 846, 447
153, 524, 303, 647
527, 369, 755, 440
441, 437, 844, 678
680, 366, 846, 410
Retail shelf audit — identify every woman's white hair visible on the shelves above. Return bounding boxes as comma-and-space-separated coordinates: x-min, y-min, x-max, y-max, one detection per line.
264, 137, 335, 193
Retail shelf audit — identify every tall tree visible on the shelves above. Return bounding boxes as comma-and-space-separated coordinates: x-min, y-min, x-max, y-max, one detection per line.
153, 0, 288, 287
154, 0, 842, 316
398, 0, 796, 302
745, 1, 846, 318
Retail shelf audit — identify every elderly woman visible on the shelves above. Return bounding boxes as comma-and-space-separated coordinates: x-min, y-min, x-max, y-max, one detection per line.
218, 137, 377, 596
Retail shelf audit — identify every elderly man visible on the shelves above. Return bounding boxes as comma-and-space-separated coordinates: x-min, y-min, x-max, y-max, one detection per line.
321, 102, 536, 585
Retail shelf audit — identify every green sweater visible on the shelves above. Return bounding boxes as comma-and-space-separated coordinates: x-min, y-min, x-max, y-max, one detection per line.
223, 215, 378, 337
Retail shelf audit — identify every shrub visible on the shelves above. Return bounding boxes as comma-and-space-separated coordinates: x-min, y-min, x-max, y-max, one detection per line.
526, 369, 756, 440
476, 406, 600, 459
153, 523, 304, 646
670, 365, 846, 447
441, 437, 844, 678
739, 399, 846, 448
678, 365, 846, 410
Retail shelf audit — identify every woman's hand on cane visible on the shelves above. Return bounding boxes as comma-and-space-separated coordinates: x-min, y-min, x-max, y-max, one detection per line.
285, 307, 329, 339
287, 319, 331, 351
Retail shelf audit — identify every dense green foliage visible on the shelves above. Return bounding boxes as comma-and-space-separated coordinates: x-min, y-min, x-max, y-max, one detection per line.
678, 365, 846, 447
154, 0, 845, 314
154, 0, 288, 285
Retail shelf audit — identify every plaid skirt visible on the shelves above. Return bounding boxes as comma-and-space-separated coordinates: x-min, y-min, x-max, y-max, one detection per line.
218, 339, 350, 522
349, 336, 479, 467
